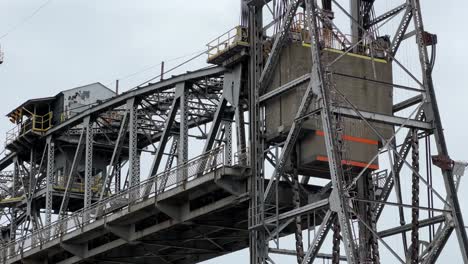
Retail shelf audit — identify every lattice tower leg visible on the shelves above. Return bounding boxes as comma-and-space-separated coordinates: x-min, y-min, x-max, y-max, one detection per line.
178, 83, 188, 185
8, 158, 18, 257
356, 173, 374, 263
368, 172, 380, 264
410, 129, 420, 263
304, 1, 358, 262
160, 138, 178, 193
45, 137, 55, 236
292, 148, 304, 263
248, 4, 267, 263
10, 157, 19, 244
410, 0, 468, 261
128, 99, 140, 189
115, 160, 121, 193
127, 99, 140, 203
223, 120, 232, 166
8, 208, 16, 257
392, 139, 409, 252
332, 217, 341, 264
84, 119, 94, 222
235, 107, 247, 166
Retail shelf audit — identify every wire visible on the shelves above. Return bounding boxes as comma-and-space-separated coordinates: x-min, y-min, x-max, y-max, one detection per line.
34, 48, 209, 122
105, 48, 207, 87
0, 0, 54, 40
56, 48, 208, 119
166, 48, 207, 64
129, 49, 207, 91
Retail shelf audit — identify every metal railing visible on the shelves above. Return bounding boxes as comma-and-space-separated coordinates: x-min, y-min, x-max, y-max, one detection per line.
32, 112, 53, 132
291, 13, 389, 59
5, 112, 53, 146
54, 174, 103, 193
207, 26, 248, 61
5, 123, 29, 146
234, 147, 250, 166
0, 147, 225, 261
372, 169, 388, 197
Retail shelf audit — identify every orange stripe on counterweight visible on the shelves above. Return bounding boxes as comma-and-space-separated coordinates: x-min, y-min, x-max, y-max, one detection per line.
315, 130, 378, 146
316, 155, 379, 170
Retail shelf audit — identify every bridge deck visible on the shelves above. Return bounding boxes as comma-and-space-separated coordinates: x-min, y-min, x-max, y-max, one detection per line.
1, 149, 325, 264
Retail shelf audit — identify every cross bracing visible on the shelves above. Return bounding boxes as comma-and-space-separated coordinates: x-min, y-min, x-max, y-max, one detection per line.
0, 1, 465, 264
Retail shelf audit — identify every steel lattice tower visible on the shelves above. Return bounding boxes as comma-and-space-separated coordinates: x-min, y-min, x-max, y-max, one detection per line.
0, 1, 465, 264
246, 0, 468, 263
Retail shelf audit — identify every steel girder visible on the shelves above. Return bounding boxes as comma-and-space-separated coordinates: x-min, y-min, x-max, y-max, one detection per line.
258, 0, 302, 95
98, 104, 130, 200
44, 137, 54, 229
246, 0, 467, 263
366, 3, 407, 28
57, 117, 89, 217
304, 1, 357, 261
83, 116, 94, 221
177, 83, 189, 184
410, 0, 468, 261
0, 1, 464, 263
391, 5, 413, 58
45, 66, 226, 136
248, 2, 267, 264
0, 67, 230, 254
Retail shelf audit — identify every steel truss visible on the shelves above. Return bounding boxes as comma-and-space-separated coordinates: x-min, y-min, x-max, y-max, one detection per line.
246, 0, 468, 263
0, 65, 250, 263
0, 1, 464, 264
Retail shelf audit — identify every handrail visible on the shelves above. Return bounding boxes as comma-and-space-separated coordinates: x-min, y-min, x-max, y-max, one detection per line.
5, 112, 53, 146
0, 147, 227, 260
32, 112, 53, 132
206, 26, 249, 60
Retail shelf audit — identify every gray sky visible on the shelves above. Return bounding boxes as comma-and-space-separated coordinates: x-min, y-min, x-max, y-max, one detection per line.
0, 1, 467, 263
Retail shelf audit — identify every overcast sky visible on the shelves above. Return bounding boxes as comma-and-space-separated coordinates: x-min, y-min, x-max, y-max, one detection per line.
0, 1, 467, 263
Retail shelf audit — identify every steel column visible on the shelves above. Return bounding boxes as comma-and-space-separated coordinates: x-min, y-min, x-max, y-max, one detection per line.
58, 119, 88, 217
248, 2, 267, 263
305, 1, 357, 262
177, 83, 189, 184
201, 98, 228, 156
258, 0, 302, 94
128, 98, 140, 188
99, 103, 130, 200
10, 157, 19, 244
160, 137, 178, 192
331, 218, 341, 264
223, 120, 232, 166
45, 136, 55, 230
148, 97, 180, 178
302, 210, 335, 264
292, 149, 304, 264
115, 161, 121, 193
410, 129, 420, 263
83, 116, 94, 221
411, 0, 468, 261
391, 6, 413, 57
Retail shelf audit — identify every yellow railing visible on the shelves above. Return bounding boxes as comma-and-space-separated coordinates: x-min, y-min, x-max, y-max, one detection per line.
207, 26, 249, 60
5, 112, 53, 145
32, 112, 53, 132
54, 175, 103, 193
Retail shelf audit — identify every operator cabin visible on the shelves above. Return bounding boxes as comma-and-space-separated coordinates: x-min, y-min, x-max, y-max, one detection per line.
4, 83, 116, 207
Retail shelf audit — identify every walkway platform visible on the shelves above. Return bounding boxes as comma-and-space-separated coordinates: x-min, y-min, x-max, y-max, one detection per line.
1, 149, 326, 264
